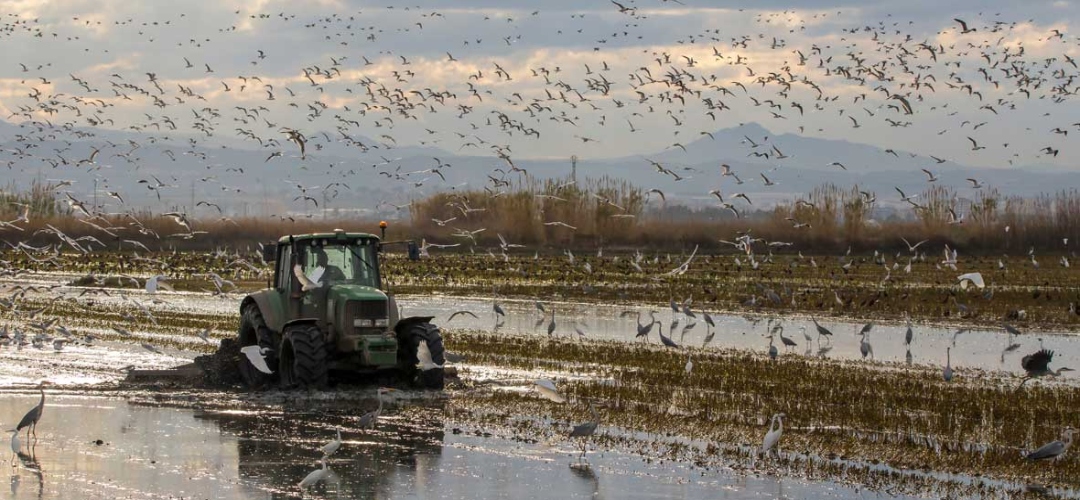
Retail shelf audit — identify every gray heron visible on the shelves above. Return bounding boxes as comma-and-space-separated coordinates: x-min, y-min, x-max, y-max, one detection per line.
943, 347, 954, 382
569, 403, 600, 460
16, 384, 45, 440
1018, 349, 1073, 389
1026, 427, 1074, 461
810, 317, 833, 344
359, 388, 396, 430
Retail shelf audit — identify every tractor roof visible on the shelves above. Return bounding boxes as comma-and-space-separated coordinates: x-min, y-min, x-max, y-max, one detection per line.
277, 231, 380, 244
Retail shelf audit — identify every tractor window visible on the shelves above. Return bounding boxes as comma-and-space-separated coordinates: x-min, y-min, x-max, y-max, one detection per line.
277, 245, 292, 291
302, 241, 378, 287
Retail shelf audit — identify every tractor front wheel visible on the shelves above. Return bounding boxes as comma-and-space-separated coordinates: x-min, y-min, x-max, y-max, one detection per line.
397, 321, 446, 390
279, 324, 329, 389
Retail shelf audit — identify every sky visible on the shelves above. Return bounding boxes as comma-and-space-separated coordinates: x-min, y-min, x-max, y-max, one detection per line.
0, 0, 1077, 175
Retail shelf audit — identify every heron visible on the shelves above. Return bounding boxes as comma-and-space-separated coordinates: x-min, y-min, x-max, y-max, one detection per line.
761, 413, 786, 458
8, 430, 19, 467
904, 319, 914, 346
493, 301, 506, 319
859, 332, 874, 359
299, 458, 330, 489
635, 311, 657, 341
358, 387, 396, 430
776, 326, 797, 351
547, 307, 556, 336
702, 311, 715, 335
658, 323, 680, 348
321, 429, 342, 458
1018, 349, 1074, 389
569, 402, 600, 460
16, 384, 45, 440
685, 354, 693, 375
943, 347, 954, 382
1026, 427, 1075, 461
768, 336, 778, 360
810, 317, 833, 344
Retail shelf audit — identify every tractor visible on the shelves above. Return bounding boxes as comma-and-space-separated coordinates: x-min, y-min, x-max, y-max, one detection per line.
235, 225, 445, 390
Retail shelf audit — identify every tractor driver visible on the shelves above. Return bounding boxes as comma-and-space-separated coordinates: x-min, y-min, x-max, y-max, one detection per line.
308, 246, 348, 283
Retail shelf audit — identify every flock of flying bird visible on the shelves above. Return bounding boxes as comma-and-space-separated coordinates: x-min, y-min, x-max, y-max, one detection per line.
0, 0, 1078, 491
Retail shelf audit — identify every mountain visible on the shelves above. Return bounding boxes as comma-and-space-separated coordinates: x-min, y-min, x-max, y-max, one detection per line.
0, 120, 1075, 217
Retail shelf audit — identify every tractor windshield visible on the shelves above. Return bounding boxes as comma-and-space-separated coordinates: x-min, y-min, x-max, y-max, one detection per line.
302, 240, 379, 288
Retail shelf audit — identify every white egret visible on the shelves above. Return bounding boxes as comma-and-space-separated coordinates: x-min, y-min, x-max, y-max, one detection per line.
299, 458, 330, 489
957, 272, 985, 290
321, 429, 342, 458
761, 413, 786, 457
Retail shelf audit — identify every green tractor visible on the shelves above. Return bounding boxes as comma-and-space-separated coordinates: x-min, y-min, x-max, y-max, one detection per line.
236, 227, 444, 390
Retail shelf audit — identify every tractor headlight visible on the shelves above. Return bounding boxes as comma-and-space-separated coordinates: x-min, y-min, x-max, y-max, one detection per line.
374, 318, 389, 327
353, 319, 374, 327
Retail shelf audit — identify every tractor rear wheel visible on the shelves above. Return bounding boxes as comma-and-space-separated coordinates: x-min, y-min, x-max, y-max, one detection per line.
238, 304, 277, 389
279, 324, 329, 389
397, 322, 446, 390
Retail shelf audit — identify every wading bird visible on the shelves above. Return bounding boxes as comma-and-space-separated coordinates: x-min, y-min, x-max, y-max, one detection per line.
321, 429, 342, 458
943, 347, 954, 382
299, 458, 330, 489
535, 378, 567, 403
761, 412, 785, 458
16, 384, 45, 440
1026, 427, 1074, 461
358, 387, 396, 430
569, 402, 600, 460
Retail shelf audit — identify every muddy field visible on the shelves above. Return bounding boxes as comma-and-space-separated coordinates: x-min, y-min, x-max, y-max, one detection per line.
1, 253, 1080, 499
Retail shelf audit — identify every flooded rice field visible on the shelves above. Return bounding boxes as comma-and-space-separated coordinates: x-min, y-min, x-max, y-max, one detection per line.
1, 270, 1080, 498
0, 392, 899, 500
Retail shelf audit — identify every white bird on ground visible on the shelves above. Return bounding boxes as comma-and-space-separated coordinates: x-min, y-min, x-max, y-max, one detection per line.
240, 345, 274, 374
957, 272, 985, 290
145, 275, 172, 293
321, 429, 342, 457
761, 413, 786, 457
299, 458, 330, 489
534, 378, 567, 403
685, 354, 693, 374
417, 340, 443, 371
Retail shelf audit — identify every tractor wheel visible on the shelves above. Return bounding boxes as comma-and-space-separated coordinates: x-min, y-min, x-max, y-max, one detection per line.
279, 324, 329, 389
238, 304, 277, 388
397, 322, 446, 390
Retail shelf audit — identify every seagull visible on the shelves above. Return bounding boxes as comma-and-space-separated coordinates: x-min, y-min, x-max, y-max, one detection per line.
921, 168, 939, 182
417, 340, 443, 371
534, 378, 567, 403
240, 345, 274, 374
293, 264, 322, 291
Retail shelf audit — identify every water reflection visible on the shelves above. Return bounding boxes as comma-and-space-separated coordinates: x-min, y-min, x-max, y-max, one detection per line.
197, 396, 446, 499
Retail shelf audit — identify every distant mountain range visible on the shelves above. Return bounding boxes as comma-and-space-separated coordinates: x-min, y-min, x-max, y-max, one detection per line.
0, 120, 1075, 218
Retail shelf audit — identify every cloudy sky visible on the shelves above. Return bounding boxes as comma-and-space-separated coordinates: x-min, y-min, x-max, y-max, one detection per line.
1, 0, 1077, 172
